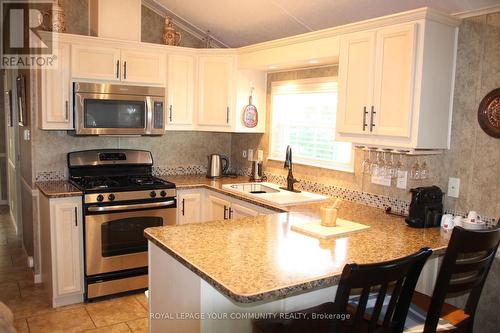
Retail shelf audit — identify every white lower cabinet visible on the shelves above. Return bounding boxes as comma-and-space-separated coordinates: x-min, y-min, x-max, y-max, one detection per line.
39, 194, 84, 307
177, 188, 279, 224
177, 189, 203, 225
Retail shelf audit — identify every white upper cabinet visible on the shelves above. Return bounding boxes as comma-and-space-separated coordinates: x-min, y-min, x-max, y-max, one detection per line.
197, 55, 235, 131
337, 31, 376, 135
372, 24, 416, 138
166, 54, 195, 129
40, 42, 73, 129
71, 45, 165, 85
71, 45, 121, 81
120, 50, 166, 85
336, 19, 458, 150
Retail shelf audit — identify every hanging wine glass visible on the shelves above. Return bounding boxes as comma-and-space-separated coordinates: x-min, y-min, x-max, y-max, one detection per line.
420, 160, 429, 180
410, 160, 421, 180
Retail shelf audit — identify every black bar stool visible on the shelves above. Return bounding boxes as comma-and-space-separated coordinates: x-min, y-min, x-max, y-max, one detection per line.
406, 226, 500, 332
252, 247, 433, 333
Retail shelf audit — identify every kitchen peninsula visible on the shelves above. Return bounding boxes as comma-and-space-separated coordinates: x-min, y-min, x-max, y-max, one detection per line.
144, 177, 451, 333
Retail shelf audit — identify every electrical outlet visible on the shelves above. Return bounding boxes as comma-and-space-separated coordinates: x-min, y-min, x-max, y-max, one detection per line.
396, 171, 408, 189
448, 177, 460, 198
242, 150, 247, 158
371, 174, 391, 187
257, 149, 264, 161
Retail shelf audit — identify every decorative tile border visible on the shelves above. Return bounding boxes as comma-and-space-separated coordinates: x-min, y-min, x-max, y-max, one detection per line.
35, 170, 66, 182
153, 165, 207, 176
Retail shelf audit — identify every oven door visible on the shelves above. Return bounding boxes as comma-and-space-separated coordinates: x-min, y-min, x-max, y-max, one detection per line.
85, 201, 176, 276
75, 92, 151, 135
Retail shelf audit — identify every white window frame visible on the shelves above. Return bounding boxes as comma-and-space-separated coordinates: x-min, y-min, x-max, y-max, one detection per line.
268, 77, 354, 173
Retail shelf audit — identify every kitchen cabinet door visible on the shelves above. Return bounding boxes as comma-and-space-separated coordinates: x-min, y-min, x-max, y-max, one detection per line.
120, 50, 166, 85
40, 42, 72, 129
206, 195, 230, 221
52, 198, 83, 297
372, 24, 416, 138
71, 45, 121, 81
177, 191, 202, 225
229, 202, 259, 219
197, 56, 234, 131
337, 31, 376, 135
166, 54, 195, 129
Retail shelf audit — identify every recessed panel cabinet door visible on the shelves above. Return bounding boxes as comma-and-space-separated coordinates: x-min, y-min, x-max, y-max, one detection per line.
206, 195, 230, 221
52, 201, 82, 296
166, 54, 195, 128
40, 42, 72, 129
197, 56, 234, 130
71, 45, 121, 81
230, 203, 258, 219
177, 192, 202, 225
120, 50, 166, 85
372, 24, 417, 138
337, 31, 376, 135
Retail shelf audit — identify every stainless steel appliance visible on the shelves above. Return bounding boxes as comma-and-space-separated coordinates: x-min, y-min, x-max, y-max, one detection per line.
405, 186, 443, 228
206, 154, 229, 178
250, 160, 264, 182
74, 82, 165, 136
68, 149, 176, 300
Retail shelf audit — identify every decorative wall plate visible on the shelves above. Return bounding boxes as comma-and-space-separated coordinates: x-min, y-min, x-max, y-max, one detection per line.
478, 88, 500, 138
243, 88, 258, 128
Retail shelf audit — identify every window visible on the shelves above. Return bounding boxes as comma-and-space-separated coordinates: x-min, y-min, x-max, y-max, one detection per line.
269, 77, 353, 172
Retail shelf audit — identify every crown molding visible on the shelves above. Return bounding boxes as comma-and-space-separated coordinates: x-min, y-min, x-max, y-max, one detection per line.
142, 0, 229, 48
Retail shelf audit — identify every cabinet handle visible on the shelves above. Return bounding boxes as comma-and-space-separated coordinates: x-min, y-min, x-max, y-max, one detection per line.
116, 60, 119, 79
226, 107, 229, 124
369, 106, 376, 132
181, 198, 185, 216
169, 105, 173, 122
362, 106, 368, 131
74, 207, 78, 227
229, 208, 233, 219
223, 205, 228, 219
123, 61, 127, 79
65, 100, 69, 120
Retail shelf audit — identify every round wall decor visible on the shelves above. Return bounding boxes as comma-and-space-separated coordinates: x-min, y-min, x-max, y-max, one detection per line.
477, 88, 500, 138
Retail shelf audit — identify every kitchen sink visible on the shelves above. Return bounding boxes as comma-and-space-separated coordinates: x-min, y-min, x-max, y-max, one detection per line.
226, 183, 280, 194
222, 182, 329, 206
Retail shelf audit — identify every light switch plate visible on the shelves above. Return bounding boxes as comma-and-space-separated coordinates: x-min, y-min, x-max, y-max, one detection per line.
396, 171, 408, 189
371, 174, 391, 187
247, 149, 254, 161
448, 177, 460, 198
242, 150, 247, 158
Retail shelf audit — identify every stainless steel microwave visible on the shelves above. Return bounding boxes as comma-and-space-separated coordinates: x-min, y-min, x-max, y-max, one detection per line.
73, 82, 165, 135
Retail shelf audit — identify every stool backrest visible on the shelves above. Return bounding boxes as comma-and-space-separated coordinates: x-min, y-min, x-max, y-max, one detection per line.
424, 226, 500, 332
333, 247, 433, 333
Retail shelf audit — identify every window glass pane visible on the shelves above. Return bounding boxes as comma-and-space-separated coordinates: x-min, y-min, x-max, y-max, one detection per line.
270, 79, 352, 171
84, 99, 146, 128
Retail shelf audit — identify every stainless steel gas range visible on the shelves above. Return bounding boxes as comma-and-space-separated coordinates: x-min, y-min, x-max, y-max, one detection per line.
68, 149, 176, 300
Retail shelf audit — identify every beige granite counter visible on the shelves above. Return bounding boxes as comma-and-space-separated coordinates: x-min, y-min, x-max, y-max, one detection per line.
36, 181, 82, 198
145, 197, 451, 303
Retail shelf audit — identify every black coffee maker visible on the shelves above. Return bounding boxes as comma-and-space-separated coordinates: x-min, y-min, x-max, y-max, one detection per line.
405, 186, 443, 228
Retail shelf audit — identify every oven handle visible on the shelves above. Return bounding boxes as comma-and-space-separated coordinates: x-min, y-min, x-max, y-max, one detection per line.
87, 200, 176, 212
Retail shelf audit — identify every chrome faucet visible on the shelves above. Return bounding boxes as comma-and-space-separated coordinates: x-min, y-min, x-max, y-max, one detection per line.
281, 145, 300, 192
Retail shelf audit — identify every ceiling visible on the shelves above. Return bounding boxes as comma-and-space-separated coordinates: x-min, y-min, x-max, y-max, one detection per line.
151, 0, 500, 47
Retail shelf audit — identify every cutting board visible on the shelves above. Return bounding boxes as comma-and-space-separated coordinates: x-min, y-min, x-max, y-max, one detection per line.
291, 219, 370, 239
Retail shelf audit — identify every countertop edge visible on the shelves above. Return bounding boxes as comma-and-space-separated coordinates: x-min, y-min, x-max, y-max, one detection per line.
145, 230, 343, 303
35, 181, 83, 198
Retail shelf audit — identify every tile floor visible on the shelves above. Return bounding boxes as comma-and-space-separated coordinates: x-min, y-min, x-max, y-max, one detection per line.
0, 206, 148, 333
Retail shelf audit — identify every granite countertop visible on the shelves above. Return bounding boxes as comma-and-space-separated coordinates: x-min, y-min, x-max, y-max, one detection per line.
145, 196, 451, 304
36, 180, 82, 198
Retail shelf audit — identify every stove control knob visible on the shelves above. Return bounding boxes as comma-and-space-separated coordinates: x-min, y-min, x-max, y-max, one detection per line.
96, 194, 104, 202
150, 191, 157, 198
160, 190, 167, 197
108, 194, 115, 201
